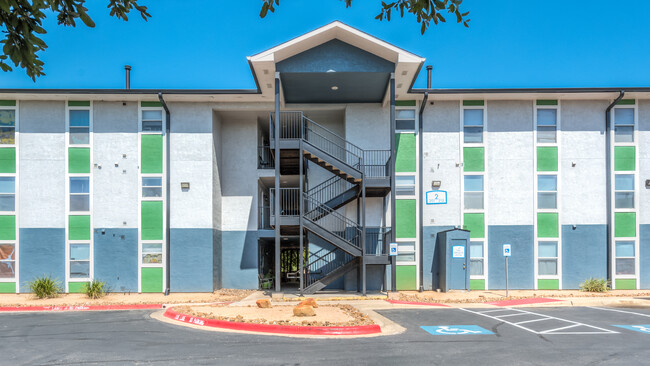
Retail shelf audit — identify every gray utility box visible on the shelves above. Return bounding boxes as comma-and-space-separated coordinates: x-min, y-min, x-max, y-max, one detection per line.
437, 228, 471, 292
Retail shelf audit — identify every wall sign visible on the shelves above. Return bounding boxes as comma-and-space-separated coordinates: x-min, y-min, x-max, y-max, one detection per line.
389, 243, 398, 256
452, 245, 465, 258
503, 244, 512, 257
426, 190, 447, 205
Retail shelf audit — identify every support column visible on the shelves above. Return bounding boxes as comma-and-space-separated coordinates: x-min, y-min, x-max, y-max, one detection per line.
274, 72, 281, 292
389, 73, 397, 292
361, 175, 367, 295
299, 139, 304, 296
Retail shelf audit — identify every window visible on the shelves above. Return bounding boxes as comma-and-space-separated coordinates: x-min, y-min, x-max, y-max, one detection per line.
142, 110, 163, 132
615, 174, 635, 209
70, 177, 90, 211
0, 177, 15, 212
538, 241, 558, 275
537, 175, 557, 209
537, 109, 557, 143
469, 241, 484, 276
142, 243, 163, 264
395, 110, 416, 132
0, 109, 16, 144
0, 243, 15, 278
464, 175, 484, 209
615, 241, 635, 275
463, 109, 484, 143
69, 110, 90, 145
614, 108, 634, 143
142, 177, 163, 198
69, 243, 90, 278
396, 175, 415, 196
396, 241, 415, 263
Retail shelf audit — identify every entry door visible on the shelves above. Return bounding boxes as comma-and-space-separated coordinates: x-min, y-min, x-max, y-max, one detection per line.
450, 239, 468, 290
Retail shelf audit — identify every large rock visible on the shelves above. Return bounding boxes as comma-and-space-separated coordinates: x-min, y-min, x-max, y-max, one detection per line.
298, 298, 318, 308
293, 305, 315, 317
256, 299, 272, 308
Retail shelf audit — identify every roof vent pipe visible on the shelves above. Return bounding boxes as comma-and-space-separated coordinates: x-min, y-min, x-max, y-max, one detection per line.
124, 65, 131, 90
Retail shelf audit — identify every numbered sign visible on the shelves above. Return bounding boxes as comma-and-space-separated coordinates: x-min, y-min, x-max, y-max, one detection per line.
389, 243, 398, 256
426, 190, 447, 205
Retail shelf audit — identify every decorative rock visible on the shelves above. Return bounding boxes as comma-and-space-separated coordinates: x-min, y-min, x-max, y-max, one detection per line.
298, 298, 318, 308
256, 299, 272, 308
293, 305, 316, 317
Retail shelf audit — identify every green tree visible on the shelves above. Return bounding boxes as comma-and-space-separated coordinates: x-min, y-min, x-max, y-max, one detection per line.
0, 0, 151, 81
260, 0, 470, 34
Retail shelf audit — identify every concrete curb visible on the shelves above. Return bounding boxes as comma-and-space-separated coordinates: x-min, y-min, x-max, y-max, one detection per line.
385, 300, 450, 307
0, 304, 163, 312
163, 307, 382, 336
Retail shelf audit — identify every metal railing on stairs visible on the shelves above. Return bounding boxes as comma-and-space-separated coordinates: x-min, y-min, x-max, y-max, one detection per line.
270, 188, 300, 217
305, 247, 356, 288
303, 193, 362, 251
306, 175, 355, 208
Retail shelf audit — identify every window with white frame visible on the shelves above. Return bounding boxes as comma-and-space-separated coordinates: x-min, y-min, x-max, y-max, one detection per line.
142, 110, 163, 132
395, 109, 416, 132
0, 109, 16, 145
0, 177, 15, 212
396, 241, 416, 263
69, 110, 90, 145
463, 109, 484, 143
69, 177, 90, 212
464, 175, 484, 209
614, 174, 635, 209
469, 241, 484, 276
69, 243, 90, 279
396, 175, 415, 196
537, 175, 557, 209
0, 243, 15, 279
614, 108, 634, 143
538, 241, 558, 276
615, 241, 635, 275
536, 109, 557, 143
142, 177, 163, 198
142, 243, 163, 264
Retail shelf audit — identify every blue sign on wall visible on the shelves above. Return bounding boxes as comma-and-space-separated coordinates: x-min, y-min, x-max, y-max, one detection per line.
426, 190, 447, 205
420, 325, 493, 335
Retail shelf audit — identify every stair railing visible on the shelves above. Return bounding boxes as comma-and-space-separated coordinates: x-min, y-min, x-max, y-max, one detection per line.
270, 188, 300, 217
303, 193, 362, 250
301, 116, 364, 170
306, 175, 355, 208
362, 149, 391, 178
305, 248, 355, 287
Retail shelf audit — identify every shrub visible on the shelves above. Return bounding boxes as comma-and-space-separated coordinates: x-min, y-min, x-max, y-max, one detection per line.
580, 277, 609, 292
27, 275, 63, 299
83, 279, 107, 299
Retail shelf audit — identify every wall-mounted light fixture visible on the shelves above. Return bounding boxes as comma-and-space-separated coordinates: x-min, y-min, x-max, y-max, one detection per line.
431, 180, 442, 189
181, 182, 190, 190
646, 179, 650, 188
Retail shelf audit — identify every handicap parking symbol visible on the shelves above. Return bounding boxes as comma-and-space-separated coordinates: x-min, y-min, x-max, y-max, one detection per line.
613, 325, 650, 334
421, 325, 493, 335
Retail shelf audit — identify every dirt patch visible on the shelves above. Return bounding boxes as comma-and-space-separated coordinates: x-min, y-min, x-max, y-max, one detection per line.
0, 289, 253, 307
396, 290, 650, 304
175, 304, 374, 327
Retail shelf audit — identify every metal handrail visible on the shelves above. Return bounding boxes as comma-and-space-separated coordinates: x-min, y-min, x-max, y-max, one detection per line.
270, 188, 300, 217
305, 247, 355, 287
306, 175, 355, 207
365, 227, 392, 256
362, 149, 391, 178
257, 145, 274, 169
303, 193, 362, 250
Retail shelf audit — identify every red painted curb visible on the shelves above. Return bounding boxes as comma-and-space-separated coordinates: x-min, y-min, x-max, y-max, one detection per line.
386, 300, 450, 307
486, 298, 563, 307
0, 304, 163, 312
163, 308, 381, 335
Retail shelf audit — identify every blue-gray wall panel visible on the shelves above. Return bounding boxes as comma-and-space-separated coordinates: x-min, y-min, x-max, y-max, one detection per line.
221, 230, 258, 289
93, 228, 138, 292
170, 228, 214, 292
423, 226, 455, 290
488, 226, 534, 289
343, 265, 384, 291
213, 229, 222, 290
19, 228, 65, 292
562, 225, 607, 289
640, 224, 650, 289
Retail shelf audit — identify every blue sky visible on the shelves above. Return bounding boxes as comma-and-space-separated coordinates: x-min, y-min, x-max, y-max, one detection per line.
2, 0, 650, 89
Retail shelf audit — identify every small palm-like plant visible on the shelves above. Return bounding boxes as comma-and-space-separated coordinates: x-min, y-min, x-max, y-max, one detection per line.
580, 278, 609, 292
83, 279, 107, 299
27, 275, 63, 299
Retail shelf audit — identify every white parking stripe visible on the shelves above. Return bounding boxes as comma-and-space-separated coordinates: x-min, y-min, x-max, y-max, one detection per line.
476, 309, 514, 314
588, 307, 650, 318
494, 313, 530, 318
514, 318, 552, 325
539, 324, 580, 334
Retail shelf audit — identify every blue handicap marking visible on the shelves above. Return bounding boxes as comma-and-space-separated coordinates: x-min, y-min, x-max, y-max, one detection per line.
613, 325, 650, 334
421, 325, 493, 335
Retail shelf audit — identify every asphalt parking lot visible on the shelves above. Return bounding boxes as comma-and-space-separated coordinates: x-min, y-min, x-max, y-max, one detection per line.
2, 306, 650, 365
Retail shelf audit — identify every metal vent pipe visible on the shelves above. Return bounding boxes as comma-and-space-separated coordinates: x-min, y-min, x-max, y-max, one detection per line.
125, 65, 132, 90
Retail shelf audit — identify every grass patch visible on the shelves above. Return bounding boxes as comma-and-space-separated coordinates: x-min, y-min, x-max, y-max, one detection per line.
580, 278, 609, 292
83, 279, 107, 299
27, 275, 63, 299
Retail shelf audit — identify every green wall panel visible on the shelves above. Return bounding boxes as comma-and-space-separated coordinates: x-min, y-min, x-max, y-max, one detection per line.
0, 215, 16, 240
141, 135, 163, 174
141, 201, 163, 240
0, 100, 16, 107
0, 282, 15, 293
141, 267, 163, 292
538, 279, 559, 290
141, 101, 162, 107
0, 147, 16, 173
395, 133, 416, 173
537, 213, 559, 238
536, 100, 558, 106
537, 146, 558, 172
68, 148, 90, 173
68, 282, 87, 293
463, 213, 485, 239
615, 212, 636, 237
67, 101, 90, 107
617, 99, 636, 105
395, 100, 416, 107
463, 147, 485, 172
615, 279, 636, 290
614, 146, 635, 171
396, 265, 417, 290
463, 100, 484, 106
395, 199, 416, 238
470, 279, 485, 290
69, 215, 91, 240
